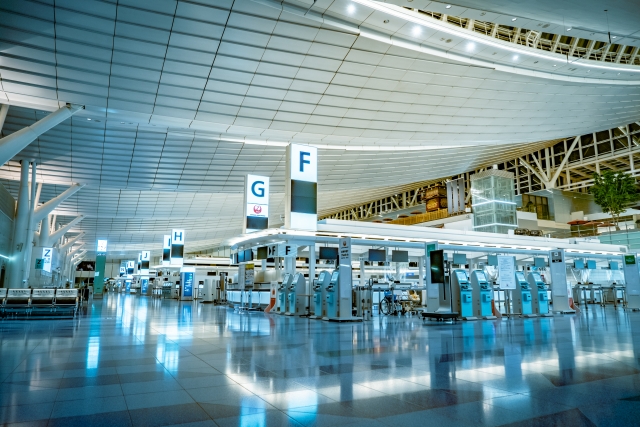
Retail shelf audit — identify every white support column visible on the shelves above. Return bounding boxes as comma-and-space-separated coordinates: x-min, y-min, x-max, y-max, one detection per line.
0, 104, 83, 167
8, 161, 30, 288
45, 216, 84, 247
33, 183, 85, 224
22, 162, 37, 284
0, 104, 9, 133
308, 244, 316, 296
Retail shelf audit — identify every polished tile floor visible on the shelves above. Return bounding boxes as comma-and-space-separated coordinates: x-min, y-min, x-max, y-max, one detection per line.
2, 294, 640, 427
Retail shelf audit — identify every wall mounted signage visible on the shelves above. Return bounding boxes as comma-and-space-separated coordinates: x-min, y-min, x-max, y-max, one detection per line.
42, 247, 52, 273
97, 239, 107, 254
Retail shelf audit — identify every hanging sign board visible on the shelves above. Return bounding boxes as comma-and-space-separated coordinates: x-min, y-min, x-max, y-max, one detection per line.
163, 235, 171, 266
277, 244, 297, 258
244, 174, 270, 233
339, 237, 351, 265
497, 255, 516, 290
42, 248, 53, 273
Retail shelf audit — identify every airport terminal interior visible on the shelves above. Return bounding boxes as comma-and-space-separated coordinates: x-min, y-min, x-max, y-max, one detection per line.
2, 0, 640, 426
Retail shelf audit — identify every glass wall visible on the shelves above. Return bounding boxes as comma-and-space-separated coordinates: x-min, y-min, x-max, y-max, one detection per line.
471, 170, 517, 234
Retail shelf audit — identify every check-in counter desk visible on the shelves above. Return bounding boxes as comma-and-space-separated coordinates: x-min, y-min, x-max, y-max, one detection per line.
225, 284, 271, 308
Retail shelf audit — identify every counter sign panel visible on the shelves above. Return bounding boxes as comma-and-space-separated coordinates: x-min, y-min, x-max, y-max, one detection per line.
285, 143, 317, 231
163, 235, 171, 266
171, 229, 184, 267
244, 174, 269, 233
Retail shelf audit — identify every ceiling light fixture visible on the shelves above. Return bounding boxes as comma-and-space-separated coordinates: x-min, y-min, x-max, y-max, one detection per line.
351, 0, 640, 75
347, 4, 356, 14
445, 5, 451, 8
567, 28, 571, 31
87, 118, 91, 121
513, 55, 519, 60
511, 18, 517, 21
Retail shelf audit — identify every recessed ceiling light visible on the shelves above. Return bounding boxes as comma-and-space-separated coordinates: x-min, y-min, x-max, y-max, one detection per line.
347, 4, 355, 14
446, 5, 451, 8
511, 18, 517, 21
120, 122, 125, 124
87, 118, 91, 121
553, 64, 557, 66
567, 28, 571, 31
412, 26, 422, 36
513, 55, 519, 60
466, 42, 475, 51
383, 19, 389, 23
612, 36, 617, 39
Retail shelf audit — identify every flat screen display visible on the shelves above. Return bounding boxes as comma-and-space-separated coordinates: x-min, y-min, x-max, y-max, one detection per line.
319, 247, 338, 260
368, 249, 386, 262
475, 271, 487, 282
453, 253, 467, 265
391, 250, 408, 263
430, 250, 445, 284
515, 271, 526, 282
331, 271, 339, 282
455, 271, 467, 282
574, 260, 585, 269
244, 249, 253, 262
531, 272, 542, 282
256, 246, 268, 260
533, 257, 546, 268
586, 260, 596, 269
318, 272, 325, 280
237, 251, 245, 263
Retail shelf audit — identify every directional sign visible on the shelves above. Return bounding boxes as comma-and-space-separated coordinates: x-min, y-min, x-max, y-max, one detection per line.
35, 259, 44, 270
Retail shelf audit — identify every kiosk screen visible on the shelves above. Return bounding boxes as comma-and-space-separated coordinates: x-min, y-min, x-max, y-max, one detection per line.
331, 271, 339, 281
476, 272, 487, 282
318, 272, 325, 280
531, 272, 543, 282
515, 271, 526, 282
455, 271, 467, 282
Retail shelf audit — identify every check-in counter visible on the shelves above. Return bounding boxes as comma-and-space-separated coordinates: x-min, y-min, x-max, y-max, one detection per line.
226, 290, 270, 308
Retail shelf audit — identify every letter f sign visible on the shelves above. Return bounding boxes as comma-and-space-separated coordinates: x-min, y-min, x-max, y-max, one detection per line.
300, 151, 310, 172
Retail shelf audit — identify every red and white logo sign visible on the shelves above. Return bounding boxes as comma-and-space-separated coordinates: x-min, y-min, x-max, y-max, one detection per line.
253, 205, 262, 214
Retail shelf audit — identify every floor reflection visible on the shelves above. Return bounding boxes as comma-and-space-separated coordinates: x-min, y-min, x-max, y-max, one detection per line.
1, 294, 640, 426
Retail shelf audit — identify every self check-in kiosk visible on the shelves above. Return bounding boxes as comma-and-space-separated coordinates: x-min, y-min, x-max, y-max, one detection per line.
312, 270, 330, 319
277, 273, 292, 314
527, 272, 550, 316
513, 271, 533, 316
286, 273, 306, 316
451, 269, 475, 320
324, 270, 339, 320
470, 270, 495, 319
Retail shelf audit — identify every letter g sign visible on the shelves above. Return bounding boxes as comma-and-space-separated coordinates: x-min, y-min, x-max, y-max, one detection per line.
251, 180, 265, 198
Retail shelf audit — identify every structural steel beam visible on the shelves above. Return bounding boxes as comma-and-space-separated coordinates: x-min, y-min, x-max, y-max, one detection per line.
33, 183, 85, 223
0, 104, 83, 166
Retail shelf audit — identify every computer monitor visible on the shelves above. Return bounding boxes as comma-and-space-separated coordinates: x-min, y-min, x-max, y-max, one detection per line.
319, 247, 338, 260
368, 249, 386, 262
391, 250, 409, 263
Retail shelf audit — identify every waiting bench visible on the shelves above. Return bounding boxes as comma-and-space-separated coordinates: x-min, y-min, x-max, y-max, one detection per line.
4, 289, 32, 316
30, 289, 56, 315
54, 289, 78, 317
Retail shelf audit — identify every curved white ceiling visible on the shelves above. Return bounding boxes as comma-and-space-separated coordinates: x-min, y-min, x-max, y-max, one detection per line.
0, 0, 637, 256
